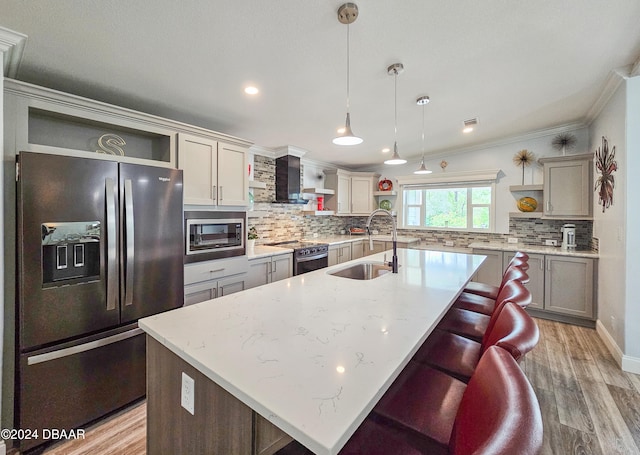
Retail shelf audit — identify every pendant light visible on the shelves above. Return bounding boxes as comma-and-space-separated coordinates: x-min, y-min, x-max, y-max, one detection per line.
333, 3, 363, 146
384, 63, 407, 165
414, 96, 432, 174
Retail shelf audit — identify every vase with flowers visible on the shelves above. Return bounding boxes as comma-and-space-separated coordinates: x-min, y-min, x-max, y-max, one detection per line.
247, 226, 258, 250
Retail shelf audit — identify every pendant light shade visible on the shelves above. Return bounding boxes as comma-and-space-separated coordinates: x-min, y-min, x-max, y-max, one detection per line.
384, 63, 407, 165
333, 3, 362, 146
414, 95, 432, 174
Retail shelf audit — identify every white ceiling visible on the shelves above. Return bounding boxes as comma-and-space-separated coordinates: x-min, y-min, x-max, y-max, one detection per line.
2, 1, 640, 169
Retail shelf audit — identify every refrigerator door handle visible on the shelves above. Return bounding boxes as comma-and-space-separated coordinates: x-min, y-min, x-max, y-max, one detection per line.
27, 328, 144, 365
124, 179, 135, 306
105, 178, 118, 311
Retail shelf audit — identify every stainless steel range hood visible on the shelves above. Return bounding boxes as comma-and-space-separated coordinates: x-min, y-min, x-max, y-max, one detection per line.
274, 154, 306, 204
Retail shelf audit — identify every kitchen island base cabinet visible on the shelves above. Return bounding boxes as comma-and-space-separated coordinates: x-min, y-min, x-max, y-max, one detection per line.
328, 243, 352, 266
184, 257, 248, 306
146, 336, 292, 455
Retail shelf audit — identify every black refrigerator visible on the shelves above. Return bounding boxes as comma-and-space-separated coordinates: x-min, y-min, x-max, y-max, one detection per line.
16, 152, 184, 451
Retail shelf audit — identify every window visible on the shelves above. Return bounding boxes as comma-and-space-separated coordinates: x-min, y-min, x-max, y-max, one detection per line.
402, 184, 493, 230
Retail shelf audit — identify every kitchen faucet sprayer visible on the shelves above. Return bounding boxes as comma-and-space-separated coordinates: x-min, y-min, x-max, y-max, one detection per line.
365, 209, 398, 273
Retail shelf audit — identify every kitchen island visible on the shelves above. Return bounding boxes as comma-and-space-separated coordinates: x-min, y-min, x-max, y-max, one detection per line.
140, 249, 485, 454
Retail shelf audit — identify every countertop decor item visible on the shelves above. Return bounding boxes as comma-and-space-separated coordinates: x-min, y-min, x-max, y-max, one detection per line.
517, 196, 538, 212
513, 149, 535, 185
379, 199, 392, 210
378, 178, 393, 191
594, 136, 617, 212
552, 132, 577, 156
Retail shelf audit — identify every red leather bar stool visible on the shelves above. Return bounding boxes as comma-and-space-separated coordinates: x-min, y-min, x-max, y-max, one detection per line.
365, 346, 542, 455
412, 302, 539, 382
463, 262, 529, 302
453, 270, 529, 316
437, 280, 531, 342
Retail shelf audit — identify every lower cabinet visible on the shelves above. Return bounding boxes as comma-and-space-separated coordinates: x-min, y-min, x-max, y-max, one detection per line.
184, 256, 248, 306
471, 249, 504, 287
473, 248, 597, 325
328, 243, 352, 266
351, 239, 365, 260
246, 253, 293, 288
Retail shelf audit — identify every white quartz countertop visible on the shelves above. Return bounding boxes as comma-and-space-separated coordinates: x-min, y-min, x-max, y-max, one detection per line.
305, 234, 421, 245
140, 249, 485, 455
247, 245, 294, 260
468, 242, 599, 258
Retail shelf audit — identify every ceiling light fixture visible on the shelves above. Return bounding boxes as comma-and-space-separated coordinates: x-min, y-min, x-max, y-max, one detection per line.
384, 63, 407, 165
463, 118, 478, 133
333, 3, 363, 146
414, 96, 432, 174
244, 86, 259, 95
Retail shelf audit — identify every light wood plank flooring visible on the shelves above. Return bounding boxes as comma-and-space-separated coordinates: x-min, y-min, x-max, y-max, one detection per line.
32, 318, 640, 455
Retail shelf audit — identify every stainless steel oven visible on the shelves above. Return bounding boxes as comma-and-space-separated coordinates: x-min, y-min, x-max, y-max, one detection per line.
266, 241, 329, 275
184, 211, 246, 263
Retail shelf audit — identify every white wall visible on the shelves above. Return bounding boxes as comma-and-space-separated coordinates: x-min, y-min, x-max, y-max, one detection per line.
624, 76, 640, 361
364, 127, 589, 233
589, 81, 627, 351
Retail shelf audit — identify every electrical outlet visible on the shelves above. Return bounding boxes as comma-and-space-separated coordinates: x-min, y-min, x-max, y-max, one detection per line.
181, 372, 195, 415
545, 239, 557, 246
372, 230, 379, 235
507, 237, 518, 244
444, 240, 454, 247
313, 233, 318, 238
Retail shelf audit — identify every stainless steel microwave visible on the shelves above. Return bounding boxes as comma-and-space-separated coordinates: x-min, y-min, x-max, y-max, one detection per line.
184, 211, 246, 263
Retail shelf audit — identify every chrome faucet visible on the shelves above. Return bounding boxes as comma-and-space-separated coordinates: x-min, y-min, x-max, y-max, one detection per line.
366, 209, 398, 273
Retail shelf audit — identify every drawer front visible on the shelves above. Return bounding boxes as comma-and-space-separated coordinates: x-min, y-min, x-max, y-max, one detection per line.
185, 256, 248, 285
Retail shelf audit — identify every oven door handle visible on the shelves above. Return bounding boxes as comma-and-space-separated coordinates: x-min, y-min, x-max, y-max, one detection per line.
297, 252, 328, 262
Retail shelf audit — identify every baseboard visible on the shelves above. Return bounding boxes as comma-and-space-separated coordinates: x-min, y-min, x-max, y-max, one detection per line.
596, 319, 640, 374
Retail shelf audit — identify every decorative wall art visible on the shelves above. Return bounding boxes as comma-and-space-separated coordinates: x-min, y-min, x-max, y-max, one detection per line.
594, 136, 617, 212
551, 132, 577, 156
96, 133, 126, 156
513, 149, 535, 185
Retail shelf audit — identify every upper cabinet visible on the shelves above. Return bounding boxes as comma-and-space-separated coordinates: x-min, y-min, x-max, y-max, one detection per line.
324, 170, 380, 216
178, 133, 248, 206
4, 80, 176, 167
539, 153, 593, 219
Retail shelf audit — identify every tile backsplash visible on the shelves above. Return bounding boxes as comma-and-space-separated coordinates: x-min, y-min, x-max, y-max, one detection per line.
248, 154, 595, 250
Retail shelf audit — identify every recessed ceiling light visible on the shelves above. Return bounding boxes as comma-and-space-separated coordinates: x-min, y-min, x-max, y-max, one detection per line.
244, 86, 259, 95
463, 118, 478, 133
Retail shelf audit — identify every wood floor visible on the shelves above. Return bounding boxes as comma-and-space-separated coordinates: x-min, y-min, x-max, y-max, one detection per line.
33, 318, 640, 455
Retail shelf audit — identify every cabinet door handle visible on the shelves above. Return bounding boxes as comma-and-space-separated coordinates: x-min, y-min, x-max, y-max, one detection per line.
540, 260, 544, 270
272, 260, 277, 273
220, 186, 223, 200
212, 185, 217, 201
209, 268, 225, 273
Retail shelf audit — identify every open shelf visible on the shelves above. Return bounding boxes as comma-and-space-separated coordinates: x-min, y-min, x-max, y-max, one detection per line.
302, 210, 335, 216
509, 184, 543, 192
249, 180, 267, 189
509, 212, 543, 219
302, 187, 335, 195
373, 190, 398, 197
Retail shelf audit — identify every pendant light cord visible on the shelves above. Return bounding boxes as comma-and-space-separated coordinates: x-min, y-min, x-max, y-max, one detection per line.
346, 22, 351, 112
421, 100, 425, 160
394, 70, 398, 142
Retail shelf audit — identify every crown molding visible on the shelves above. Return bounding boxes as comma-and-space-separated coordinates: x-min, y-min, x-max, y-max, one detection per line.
585, 67, 627, 125
0, 26, 27, 78
419, 122, 587, 162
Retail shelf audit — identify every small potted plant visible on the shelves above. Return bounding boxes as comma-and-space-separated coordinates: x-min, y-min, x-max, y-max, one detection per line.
247, 226, 258, 250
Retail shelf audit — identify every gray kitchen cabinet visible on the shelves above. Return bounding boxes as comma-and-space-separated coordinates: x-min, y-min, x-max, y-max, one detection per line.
247, 253, 293, 288
178, 133, 248, 206
351, 239, 365, 260
544, 255, 595, 319
328, 243, 352, 266
470, 249, 504, 287
539, 153, 593, 218
184, 275, 247, 306
184, 256, 248, 306
503, 252, 545, 309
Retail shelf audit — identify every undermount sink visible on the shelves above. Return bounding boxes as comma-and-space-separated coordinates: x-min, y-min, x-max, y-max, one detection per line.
329, 262, 393, 280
